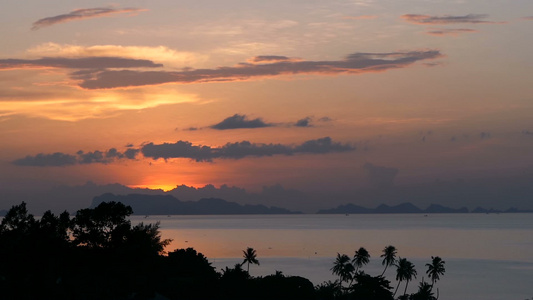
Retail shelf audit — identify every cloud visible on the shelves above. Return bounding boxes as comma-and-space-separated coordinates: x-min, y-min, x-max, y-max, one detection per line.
12, 148, 138, 167
141, 141, 215, 161
75, 50, 442, 89
401, 14, 503, 25
363, 163, 399, 188
27, 43, 207, 68
13, 137, 354, 166
426, 28, 478, 36
12, 153, 78, 166
294, 117, 312, 127
294, 137, 353, 153
124, 148, 140, 159
522, 16, 533, 21
32, 7, 146, 30
0, 57, 162, 70
142, 137, 354, 161
210, 114, 272, 130
318, 116, 333, 122
209, 115, 330, 129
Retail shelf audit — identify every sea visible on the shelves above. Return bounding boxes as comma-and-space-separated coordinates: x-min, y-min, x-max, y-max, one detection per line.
133, 213, 533, 300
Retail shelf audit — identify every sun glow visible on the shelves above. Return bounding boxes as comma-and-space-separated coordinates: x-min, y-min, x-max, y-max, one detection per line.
128, 183, 178, 192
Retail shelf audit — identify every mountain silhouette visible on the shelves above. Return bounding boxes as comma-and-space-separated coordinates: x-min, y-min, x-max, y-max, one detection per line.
91, 193, 300, 215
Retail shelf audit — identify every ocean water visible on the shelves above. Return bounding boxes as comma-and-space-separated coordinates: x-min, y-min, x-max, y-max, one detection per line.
134, 213, 533, 300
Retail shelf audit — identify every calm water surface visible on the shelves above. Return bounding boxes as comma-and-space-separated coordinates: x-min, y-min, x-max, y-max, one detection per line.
132, 213, 533, 300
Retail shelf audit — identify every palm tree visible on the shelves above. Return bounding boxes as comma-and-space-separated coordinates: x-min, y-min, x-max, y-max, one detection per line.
410, 279, 436, 300
380, 245, 397, 276
331, 253, 355, 285
425, 256, 445, 286
394, 257, 417, 297
241, 247, 260, 272
352, 247, 370, 273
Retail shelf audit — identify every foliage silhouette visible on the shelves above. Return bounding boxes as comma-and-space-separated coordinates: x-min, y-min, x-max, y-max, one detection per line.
349, 272, 394, 300
353, 247, 371, 273
409, 280, 437, 300
425, 256, 445, 287
331, 253, 355, 284
71, 200, 133, 248
381, 245, 398, 276
241, 247, 260, 272
395, 257, 418, 297
158, 247, 218, 300
316, 280, 342, 300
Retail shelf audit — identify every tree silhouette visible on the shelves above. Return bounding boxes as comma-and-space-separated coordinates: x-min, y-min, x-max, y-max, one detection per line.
426, 256, 445, 287
331, 253, 354, 285
349, 272, 394, 300
353, 247, 370, 273
242, 247, 260, 272
0, 201, 35, 233
394, 257, 417, 297
410, 279, 437, 300
71, 201, 133, 248
380, 245, 397, 276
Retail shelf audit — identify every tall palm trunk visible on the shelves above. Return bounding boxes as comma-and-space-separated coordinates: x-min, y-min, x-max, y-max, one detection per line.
381, 265, 388, 276
393, 280, 401, 296
404, 279, 410, 295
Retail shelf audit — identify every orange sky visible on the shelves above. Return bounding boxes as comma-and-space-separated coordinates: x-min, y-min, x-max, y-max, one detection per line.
1, 0, 532, 211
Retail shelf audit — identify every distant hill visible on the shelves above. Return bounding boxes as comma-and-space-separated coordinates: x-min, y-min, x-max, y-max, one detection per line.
91, 193, 300, 215
314, 202, 529, 214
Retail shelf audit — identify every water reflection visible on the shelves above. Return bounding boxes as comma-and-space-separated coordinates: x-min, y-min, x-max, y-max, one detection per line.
132, 214, 533, 262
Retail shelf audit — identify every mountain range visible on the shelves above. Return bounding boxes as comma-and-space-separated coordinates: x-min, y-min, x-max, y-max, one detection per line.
91, 193, 300, 215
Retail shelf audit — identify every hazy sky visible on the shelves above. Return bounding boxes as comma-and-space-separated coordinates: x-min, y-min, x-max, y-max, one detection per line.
1, 0, 532, 204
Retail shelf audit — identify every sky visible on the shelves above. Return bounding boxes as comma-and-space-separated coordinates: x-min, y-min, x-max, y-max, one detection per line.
1, 0, 532, 212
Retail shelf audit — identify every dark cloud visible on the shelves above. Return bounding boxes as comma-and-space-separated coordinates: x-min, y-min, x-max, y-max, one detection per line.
12, 153, 78, 167
294, 117, 312, 127
249, 56, 297, 63
426, 28, 478, 36
210, 114, 271, 130
522, 130, 533, 136
142, 137, 354, 161
216, 141, 292, 159
363, 163, 399, 188
76, 50, 442, 89
318, 116, 332, 122
294, 137, 353, 153
124, 148, 140, 159
77, 150, 108, 164
141, 141, 214, 162
32, 7, 146, 30
402, 14, 503, 25
13, 136, 354, 166
12, 148, 135, 167
105, 148, 123, 159
0, 57, 162, 70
